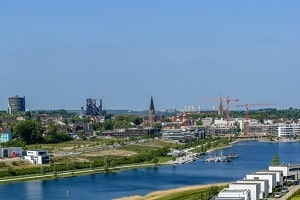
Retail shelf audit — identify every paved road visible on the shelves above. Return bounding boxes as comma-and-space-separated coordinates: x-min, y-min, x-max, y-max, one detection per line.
269, 184, 300, 200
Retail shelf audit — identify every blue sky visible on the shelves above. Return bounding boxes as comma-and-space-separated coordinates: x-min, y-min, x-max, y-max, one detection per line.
1, 1, 300, 111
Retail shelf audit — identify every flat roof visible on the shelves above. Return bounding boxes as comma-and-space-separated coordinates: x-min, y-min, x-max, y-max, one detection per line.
221, 188, 249, 193
213, 198, 244, 200
230, 182, 259, 185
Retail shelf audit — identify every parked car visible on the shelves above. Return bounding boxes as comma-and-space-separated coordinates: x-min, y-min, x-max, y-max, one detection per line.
294, 180, 299, 185
274, 192, 281, 198
282, 186, 289, 193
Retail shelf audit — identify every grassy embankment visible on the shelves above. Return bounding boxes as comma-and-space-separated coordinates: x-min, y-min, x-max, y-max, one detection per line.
0, 137, 234, 184
0, 139, 177, 183
118, 183, 228, 200
288, 188, 300, 200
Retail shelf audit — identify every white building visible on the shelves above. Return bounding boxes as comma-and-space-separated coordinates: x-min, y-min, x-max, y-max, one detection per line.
278, 124, 300, 138
237, 179, 269, 199
202, 117, 213, 126
213, 197, 245, 200
229, 182, 260, 200
217, 188, 250, 200
246, 172, 276, 194
24, 150, 50, 164
269, 163, 300, 181
256, 170, 283, 186
0, 147, 23, 158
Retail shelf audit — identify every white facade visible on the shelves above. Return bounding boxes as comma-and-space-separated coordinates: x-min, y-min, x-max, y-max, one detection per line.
237, 179, 269, 199
256, 171, 283, 186
214, 119, 227, 127
24, 150, 50, 164
202, 118, 213, 126
246, 172, 276, 194
217, 188, 250, 200
269, 164, 300, 181
229, 182, 260, 200
278, 124, 300, 138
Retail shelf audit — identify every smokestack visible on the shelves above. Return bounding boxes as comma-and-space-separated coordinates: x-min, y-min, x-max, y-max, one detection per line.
99, 99, 103, 112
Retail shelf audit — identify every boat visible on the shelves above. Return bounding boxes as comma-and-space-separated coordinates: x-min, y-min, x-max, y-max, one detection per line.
204, 151, 230, 162
204, 151, 216, 162
214, 151, 229, 162
226, 152, 239, 159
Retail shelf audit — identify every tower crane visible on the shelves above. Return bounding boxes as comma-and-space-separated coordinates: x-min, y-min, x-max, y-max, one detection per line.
224, 96, 239, 126
236, 103, 276, 136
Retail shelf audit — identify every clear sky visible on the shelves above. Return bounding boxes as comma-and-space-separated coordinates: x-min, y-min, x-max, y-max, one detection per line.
1, 1, 300, 111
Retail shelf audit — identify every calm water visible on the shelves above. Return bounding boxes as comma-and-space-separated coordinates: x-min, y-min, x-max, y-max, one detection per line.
0, 141, 299, 200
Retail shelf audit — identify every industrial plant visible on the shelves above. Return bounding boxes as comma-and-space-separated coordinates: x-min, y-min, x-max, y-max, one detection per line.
84, 98, 106, 117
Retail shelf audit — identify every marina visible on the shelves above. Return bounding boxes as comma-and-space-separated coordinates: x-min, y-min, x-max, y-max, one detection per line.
204, 151, 237, 162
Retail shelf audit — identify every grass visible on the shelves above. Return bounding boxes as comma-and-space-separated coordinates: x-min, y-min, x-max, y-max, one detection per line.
119, 144, 160, 153
290, 189, 300, 200
119, 184, 228, 200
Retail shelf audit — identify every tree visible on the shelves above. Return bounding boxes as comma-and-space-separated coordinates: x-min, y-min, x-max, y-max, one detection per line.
40, 165, 46, 175
90, 160, 95, 170
271, 153, 281, 166
13, 120, 44, 144
7, 166, 15, 176
152, 157, 159, 165
104, 156, 110, 173
53, 163, 57, 177
25, 111, 32, 119
152, 123, 162, 131
66, 162, 75, 171
44, 124, 72, 143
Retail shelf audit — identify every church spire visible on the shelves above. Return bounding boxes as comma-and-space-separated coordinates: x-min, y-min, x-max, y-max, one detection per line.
150, 96, 155, 111
149, 96, 155, 125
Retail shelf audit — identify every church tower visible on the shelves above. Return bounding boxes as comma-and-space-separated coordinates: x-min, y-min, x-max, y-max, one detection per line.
149, 96, 156, 125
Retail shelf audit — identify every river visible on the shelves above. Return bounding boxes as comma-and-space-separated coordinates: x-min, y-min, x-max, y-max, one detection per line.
0, 141, 299, 200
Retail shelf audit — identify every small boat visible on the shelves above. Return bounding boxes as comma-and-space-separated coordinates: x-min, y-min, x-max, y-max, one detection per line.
214, 151, 228, 162
226, 152, 239, 159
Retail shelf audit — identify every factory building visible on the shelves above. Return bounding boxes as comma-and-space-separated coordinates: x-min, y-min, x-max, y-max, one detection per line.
8, 95, 25, 114
85, 98, 106, 117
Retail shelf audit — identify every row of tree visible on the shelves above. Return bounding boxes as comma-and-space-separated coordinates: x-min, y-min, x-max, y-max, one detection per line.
4, 120, 71, 145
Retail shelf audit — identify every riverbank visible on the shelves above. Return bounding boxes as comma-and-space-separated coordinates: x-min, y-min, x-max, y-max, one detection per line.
0, 162, 171, 184
0, 138, 239, 183
116, 183, 229, 200
0, 138, 292, 184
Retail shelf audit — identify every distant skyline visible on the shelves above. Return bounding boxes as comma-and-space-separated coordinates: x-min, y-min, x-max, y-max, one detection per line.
1, 1, 300, 111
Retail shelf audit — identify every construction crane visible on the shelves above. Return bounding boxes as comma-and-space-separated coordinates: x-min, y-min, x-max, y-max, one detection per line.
224, 96, 239, 126
236, 103, 276, 135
